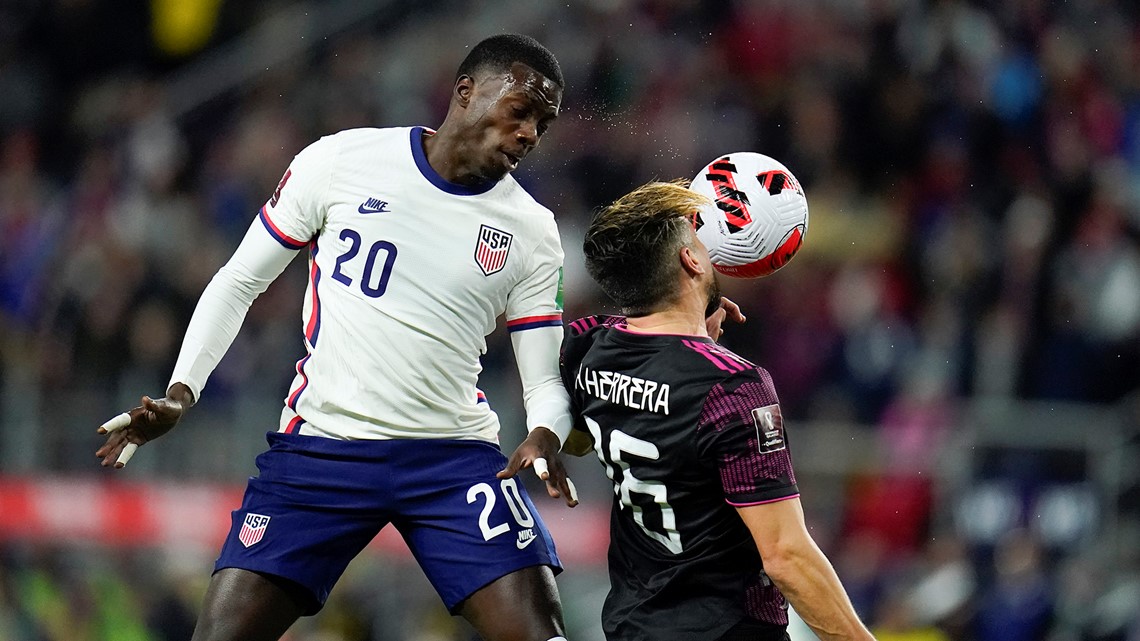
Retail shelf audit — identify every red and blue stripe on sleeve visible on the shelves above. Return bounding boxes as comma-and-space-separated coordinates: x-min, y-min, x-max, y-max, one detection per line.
259, 207, 309, 250
506, 313, 563, 332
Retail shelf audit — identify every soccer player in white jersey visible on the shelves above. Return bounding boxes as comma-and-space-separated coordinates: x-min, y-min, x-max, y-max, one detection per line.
96, 34, 577, 641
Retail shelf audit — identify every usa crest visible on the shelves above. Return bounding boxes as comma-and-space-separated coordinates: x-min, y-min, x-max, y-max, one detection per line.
475, 224, 513, 276
238, 513, 271, 548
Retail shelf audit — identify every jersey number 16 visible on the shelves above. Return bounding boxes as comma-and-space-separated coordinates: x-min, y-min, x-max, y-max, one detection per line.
584, 416, 683, 554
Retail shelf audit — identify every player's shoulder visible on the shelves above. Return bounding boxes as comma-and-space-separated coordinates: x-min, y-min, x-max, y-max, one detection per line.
495, 174, 555, 220
673, 339, 777, 389
318, 126, 410, 153
695, 353, 780, 419
561, 315, 626, 374
566, 314, 627, 337
289, 127, 400, 162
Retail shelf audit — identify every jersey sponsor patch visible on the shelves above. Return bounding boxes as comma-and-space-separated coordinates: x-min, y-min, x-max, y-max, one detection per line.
475, 224, 513, 276
239, 513, 272, 547
751, 404, 786, 453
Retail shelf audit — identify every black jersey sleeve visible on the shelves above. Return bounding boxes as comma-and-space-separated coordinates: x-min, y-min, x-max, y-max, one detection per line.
695, 367, 799, 505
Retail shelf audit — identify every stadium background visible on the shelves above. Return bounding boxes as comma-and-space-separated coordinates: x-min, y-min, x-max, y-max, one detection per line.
1, 0, 1139, 639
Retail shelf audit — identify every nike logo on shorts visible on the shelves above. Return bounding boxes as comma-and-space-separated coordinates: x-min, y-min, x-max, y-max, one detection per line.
516, 528, 537, 549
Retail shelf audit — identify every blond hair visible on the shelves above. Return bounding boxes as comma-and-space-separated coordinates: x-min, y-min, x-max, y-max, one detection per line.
584, 180, 710, 314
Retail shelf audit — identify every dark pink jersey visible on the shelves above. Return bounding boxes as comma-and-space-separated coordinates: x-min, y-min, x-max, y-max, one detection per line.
562, 315, 799, 641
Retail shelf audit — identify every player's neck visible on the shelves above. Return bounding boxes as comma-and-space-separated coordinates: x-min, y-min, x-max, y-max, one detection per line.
625, 278, 713, 338
421, 127, 493, 187
624, 305, 709, 339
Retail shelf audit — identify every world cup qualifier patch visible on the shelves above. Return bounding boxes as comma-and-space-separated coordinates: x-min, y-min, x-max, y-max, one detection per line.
751, 405, 786, 454
475, 224, 513, 276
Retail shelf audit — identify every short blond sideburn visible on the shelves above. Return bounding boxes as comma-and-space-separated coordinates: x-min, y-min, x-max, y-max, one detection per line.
583, 180, 711, 314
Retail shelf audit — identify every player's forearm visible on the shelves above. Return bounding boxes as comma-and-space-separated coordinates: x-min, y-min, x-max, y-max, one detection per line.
510, 326, 573, 446
763, 540, 874, 641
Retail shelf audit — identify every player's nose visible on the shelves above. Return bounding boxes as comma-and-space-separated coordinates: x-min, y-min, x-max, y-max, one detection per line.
516, 121, 537, 147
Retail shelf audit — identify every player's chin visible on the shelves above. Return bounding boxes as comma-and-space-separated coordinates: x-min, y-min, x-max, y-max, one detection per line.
479, 162, 510, 182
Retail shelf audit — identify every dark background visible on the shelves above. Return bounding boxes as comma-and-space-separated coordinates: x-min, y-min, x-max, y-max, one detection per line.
0, 1, 1138, 640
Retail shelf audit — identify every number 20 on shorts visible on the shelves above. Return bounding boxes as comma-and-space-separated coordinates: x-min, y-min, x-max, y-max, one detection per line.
467, 478, 535, 541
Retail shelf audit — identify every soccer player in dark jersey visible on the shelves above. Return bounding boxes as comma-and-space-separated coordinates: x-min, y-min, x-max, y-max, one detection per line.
561, 181, 875, 641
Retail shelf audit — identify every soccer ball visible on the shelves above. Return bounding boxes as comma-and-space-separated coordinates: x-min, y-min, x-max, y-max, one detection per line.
689, 152, 809, 278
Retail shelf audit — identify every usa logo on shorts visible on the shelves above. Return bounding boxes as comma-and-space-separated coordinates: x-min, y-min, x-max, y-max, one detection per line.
239, 513, 271, 547
475, 224, 513, 276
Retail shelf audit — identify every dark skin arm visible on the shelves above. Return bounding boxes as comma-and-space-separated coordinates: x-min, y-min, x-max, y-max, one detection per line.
498, 426, 578, 507
95, 382, 194, 468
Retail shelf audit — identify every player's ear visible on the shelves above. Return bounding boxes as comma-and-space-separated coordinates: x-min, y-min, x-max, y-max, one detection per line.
455, 75, 475, 107
679, 245, 705, 276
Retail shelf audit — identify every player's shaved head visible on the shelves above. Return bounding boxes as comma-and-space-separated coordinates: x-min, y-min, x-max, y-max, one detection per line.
585, 180, 712, 315
457, 34, 564, 88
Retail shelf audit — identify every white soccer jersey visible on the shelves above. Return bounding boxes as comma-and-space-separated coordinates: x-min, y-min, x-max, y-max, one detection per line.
169, 127, 571, 443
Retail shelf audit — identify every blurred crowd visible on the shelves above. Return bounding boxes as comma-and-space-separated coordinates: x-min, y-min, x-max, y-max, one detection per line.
1, 526, 1138, 641
1, 0, 1139, 639
0, 542, 513, 641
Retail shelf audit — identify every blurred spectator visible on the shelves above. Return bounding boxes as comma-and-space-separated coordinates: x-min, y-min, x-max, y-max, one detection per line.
908, 536, 975, 641
975, 529, 1053, 641
871, 589, 952, 641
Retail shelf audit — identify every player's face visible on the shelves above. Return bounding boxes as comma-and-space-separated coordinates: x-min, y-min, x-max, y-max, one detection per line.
463, 63, 561, 181
692, 234, 723, 318
704, 273, 723, 318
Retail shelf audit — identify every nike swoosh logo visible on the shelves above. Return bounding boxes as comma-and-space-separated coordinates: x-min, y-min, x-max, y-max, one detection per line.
516, 535, 537, 550
358, 198, 390, 214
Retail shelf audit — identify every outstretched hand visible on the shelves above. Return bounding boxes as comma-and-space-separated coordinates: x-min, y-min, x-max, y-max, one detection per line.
498, 427, 579, 507
95, 383, 193, 468
706, 296, 747, 341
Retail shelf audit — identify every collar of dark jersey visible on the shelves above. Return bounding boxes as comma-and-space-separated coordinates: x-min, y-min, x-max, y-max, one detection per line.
411, 126, 496, 196
609, 324, 715, 344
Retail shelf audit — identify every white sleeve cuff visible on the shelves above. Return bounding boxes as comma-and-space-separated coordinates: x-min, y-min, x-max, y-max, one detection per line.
526, 396, 574, 449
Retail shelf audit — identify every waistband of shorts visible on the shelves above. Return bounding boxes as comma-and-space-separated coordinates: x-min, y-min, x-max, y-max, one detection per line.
265, 430, 503, 459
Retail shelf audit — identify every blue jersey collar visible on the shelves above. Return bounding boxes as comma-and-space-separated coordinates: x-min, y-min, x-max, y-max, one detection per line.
410, 126, 496, 196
